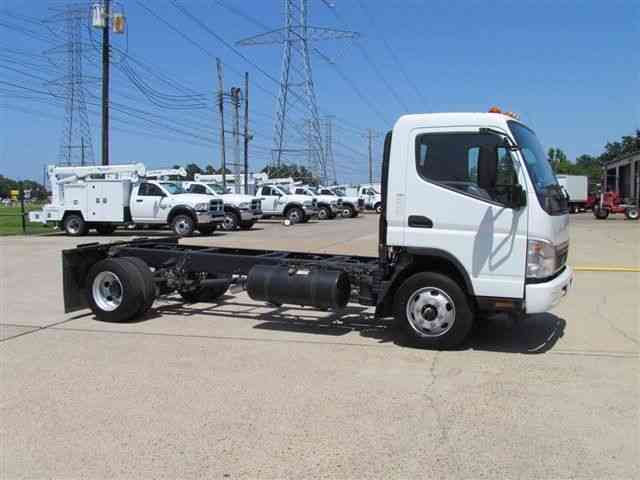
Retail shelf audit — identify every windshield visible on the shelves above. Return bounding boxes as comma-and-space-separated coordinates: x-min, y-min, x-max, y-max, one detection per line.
160, 182, 184, 194
333, 188, 345, 197
277, 185, 291, 195
508, 121, 567, 215
206, 183, 225, 195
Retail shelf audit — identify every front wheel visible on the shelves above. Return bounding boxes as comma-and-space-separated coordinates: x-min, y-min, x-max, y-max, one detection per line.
625, 206, 639, 220
286, 206, 304, 224
222, 211, 240, 231
317, 206, 331, 220
374, 202, 383, 214
171, 214, 195, 237
393, 272, 473, 349
342, 205, 356, 218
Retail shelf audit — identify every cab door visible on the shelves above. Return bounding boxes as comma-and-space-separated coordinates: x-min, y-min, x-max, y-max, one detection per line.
259, 187, 277, 214
131, 182, 166, 222
404, 128, 528, 299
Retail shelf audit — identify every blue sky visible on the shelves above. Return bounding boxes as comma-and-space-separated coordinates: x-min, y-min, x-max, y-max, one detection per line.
1, 0, 638, 183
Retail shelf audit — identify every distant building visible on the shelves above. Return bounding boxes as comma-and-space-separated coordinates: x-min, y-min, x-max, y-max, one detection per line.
604, 151, 639, 205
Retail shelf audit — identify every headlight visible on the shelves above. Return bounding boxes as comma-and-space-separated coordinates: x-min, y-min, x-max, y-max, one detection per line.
194, 202, 208, 211
238, 202, 250, 209
527, 239, 557, 279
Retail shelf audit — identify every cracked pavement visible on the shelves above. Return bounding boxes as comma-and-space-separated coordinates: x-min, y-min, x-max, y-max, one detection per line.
1, 214, 638, 478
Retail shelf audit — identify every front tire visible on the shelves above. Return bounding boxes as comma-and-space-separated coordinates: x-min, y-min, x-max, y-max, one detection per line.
222, 211, 240, 231
625, 206, 639, 220
317, 206, 331, 220
286, 206, 304, 224
63, 214, 88, 236
342, 205, 356, 218
374, 202, 383, 214
86, 258, 146, 322
393, 272, 473, 349
171, 214, 195, 236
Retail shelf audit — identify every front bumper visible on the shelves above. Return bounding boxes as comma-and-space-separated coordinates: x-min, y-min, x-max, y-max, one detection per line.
196, 212, 224, 224
525, 266, 574, 314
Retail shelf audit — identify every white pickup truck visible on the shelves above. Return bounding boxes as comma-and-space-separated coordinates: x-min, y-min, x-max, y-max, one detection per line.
291, 185, 342, 220
254, 184, 318, 223
29, 165, 224, 236
319, 186, 364, 218
341, 185, 382, 213
184, 179, 263, 231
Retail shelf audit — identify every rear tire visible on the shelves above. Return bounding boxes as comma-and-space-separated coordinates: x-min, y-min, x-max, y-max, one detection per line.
86, 258, 145, 322
393, 272, 473, 349
593, 205, 609, 219
118, 257, 156, 316
199, 224, 217, 235
375, 202, 383, 214
171, 214, 195, 236
63, 214, 88, 236
624, 206, 639, 220
95, 223, 117, 235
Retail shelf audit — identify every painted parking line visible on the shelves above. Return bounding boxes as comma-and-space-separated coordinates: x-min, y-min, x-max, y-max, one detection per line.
574, 266, 640, 273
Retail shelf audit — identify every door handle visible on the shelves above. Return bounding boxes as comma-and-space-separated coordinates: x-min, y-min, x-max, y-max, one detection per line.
136, 199, 144, 203
408, 215, 433, 228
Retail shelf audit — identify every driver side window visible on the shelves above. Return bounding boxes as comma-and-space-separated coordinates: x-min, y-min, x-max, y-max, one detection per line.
415, 132, 518, 205
138, 182, 164, 197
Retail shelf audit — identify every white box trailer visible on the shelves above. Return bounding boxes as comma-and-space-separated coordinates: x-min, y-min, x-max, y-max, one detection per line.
557, 174, 588, 213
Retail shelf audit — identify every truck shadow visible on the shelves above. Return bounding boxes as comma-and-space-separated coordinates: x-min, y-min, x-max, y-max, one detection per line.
151, 298, 565, 354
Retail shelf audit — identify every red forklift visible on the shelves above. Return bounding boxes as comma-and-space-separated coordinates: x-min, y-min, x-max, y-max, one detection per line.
592, 169, 639, 220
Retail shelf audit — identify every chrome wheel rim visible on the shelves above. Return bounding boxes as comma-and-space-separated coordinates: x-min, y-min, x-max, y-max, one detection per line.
67, 218, 81, 234
406, 287, 455, 337
174, 218, 191, 235
628, 208, 639, 219
92, 271, 123, 312
318, 208, 328, 220
342, 208, 352, 217
222, 213, 236, 230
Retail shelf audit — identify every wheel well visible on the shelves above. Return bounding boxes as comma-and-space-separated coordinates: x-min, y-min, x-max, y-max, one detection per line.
168, 206, 196, 224
376, 252, 474, 317
283, 203, 302, 216
62, 210, 84, 222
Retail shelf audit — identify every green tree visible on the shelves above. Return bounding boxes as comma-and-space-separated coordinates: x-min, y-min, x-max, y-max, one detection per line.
184, 163, 203, 180
548, 147, 572, 174
261, 163, 318, 185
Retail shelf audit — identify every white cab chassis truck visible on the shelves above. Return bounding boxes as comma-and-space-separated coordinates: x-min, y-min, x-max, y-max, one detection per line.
255, 184, 318, 223
292, 185, 342, 220
60, 112, 573, 349
186, 175, 263, 231
30, 165, 224, 237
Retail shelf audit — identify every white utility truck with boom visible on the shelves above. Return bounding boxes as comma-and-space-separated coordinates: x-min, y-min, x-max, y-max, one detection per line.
291, 184, 342, 220
59, 111, 573, 349
30, 165, 224, 236
321, 186, 364, 218
184, 174, 263, 231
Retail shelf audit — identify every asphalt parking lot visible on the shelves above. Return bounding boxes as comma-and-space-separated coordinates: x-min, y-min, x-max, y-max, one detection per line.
1, 213, 638, 479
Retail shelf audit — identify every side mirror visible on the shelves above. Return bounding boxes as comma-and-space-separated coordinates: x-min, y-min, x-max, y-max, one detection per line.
509, 184, 527, 209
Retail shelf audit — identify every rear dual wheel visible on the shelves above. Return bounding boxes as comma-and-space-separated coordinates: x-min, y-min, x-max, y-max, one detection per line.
86, 257, 156, 322
625, 207, 639, 220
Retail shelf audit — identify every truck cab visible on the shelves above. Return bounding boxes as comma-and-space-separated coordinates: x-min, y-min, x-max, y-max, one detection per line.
292, 185, 341, 220
130, 180, 224, 236
255, 184, 318, 224
184, 180, 263, 231
383, 112, 572, 318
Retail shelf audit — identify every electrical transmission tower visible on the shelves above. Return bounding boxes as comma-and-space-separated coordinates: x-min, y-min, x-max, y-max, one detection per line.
238, 0, 357, 185
323, 116, 336, 185
49, 5, 95, 166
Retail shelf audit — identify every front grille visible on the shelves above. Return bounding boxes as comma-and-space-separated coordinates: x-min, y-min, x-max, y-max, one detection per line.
358, 198, 365, 208
209, 199, 223, 212
336, 198, 343, 207
251, 199, 261, 212
556, 242, 569, 270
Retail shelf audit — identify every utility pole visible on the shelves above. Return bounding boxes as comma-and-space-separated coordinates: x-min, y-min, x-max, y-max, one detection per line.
243, 72, 249, 194
216, 58, 227, 191
367, 128, 373, 183
101, 0, 110, 165
231, 87, 241, 193
81, 137, 85, 166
